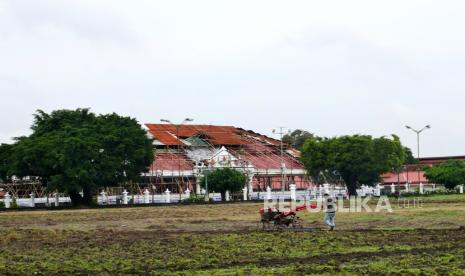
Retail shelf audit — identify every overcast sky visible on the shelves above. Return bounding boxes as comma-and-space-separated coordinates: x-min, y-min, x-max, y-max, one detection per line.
1, 0, 464, 157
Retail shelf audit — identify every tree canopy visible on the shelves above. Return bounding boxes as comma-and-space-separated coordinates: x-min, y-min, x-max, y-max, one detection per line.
403, 147, 417, 164
0, 143, 13, 182
301, 135, 405, 195
282, 129, 314, 150
201, 167, 247, 201
424, 160, 465, 190
6, 109, 154, 205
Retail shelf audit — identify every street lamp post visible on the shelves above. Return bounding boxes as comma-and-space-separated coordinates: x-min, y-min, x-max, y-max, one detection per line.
273, 127, 290, 192
405, 125, 431, 187
160, 118, 194, 198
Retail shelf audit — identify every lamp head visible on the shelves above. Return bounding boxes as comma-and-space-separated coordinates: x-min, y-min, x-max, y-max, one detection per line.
405, 125, 411, 130
185, 118, 194, 122
160, 119, 171, 123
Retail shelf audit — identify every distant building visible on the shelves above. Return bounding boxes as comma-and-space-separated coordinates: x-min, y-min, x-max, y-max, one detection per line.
381, 155, 465, 187
143, 124, 312, 194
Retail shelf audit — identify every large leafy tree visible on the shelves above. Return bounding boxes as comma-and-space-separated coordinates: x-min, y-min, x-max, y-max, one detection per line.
282, 129, 314, 150
201, 168, 247, 201
8, 109, 154, 205
0, 143, 13, 182
424, 160, 465, 190
301, 135, 405, 195
403, 147, 417, 164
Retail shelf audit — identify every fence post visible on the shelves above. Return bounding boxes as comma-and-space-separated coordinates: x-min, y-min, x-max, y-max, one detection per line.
266, 186, 272, 200
290, 184, 296, 201
143, 189, 150, 204
357, 185, 365, 197
30, 192, 35, 208
165, 189, 171, 203
54, 193, 59, 207
242, 187, 248, 201
4, 192, 11, 208
185, 188, 191, 199
100, 191, 107, 205
122, 190, 129, 205
374, 184, 381, 196
419, 183, 424, 195
225, 190, 230, 202
196, 176, 201, 195
248, 174, 254, 194
459, 185, 464, 194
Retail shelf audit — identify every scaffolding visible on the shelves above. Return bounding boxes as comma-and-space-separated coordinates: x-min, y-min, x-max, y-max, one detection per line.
0, 180, 47, 198
147, 124, 313, 193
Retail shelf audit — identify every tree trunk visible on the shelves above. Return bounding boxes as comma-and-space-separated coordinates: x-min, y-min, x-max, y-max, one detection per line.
220, 191, 226, 202
69, 191, 84, 206
69, 188, 94, 206
347, 184, 357, 196
82, 187, 94, 206
345, 176, 358, 196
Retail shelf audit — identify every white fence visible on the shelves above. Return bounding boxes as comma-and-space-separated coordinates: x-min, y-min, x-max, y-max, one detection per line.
1, 189, 344, 208
6, 183, 464, 209
0, 196, 71, 208
0, 191, 224, 208
97, 192, 223, 205
0, 185, 350, 209
250, 189, 349, 201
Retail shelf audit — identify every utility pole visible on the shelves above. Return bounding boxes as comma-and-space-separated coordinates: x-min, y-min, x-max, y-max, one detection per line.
405, 125, 431, 187
273, 127, 290, 192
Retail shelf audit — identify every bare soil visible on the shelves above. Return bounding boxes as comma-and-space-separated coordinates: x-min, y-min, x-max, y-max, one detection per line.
1, 197, 465, 274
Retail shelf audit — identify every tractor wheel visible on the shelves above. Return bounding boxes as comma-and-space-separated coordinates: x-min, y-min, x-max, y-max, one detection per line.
273, 221, 286, 232
291, 217, 304, 229
260, 220, 272, 231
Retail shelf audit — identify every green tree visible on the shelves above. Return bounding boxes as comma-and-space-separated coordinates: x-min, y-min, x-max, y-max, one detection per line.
8, 109, 154, 206
301, 135, 405, 195
403, 147, 417, 164
0, 143, 13, 182
282, 129, 314, 150
201, 168, 247, 201
424, 160, 465, 190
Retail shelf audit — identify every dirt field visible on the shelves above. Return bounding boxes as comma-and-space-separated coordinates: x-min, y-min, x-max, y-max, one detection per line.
1, 196, 465, 275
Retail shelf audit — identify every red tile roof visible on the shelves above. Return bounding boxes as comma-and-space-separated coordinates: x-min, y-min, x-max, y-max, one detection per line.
150, 152, 194, 171
381, 170, 428, 184
419, 156, 465, 165
146, 123, 303, 173
146, 124, 248, 146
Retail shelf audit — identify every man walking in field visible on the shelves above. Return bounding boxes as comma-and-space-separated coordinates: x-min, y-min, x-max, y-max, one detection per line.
323, 193, 336, 231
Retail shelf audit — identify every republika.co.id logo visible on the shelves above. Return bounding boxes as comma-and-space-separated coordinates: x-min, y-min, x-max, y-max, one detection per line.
263, 196, 402, 213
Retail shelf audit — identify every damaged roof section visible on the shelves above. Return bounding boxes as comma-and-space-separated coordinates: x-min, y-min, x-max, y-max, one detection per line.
146, 123, 304, 173
150, 151, 194, 171
145, 124, 248, 146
